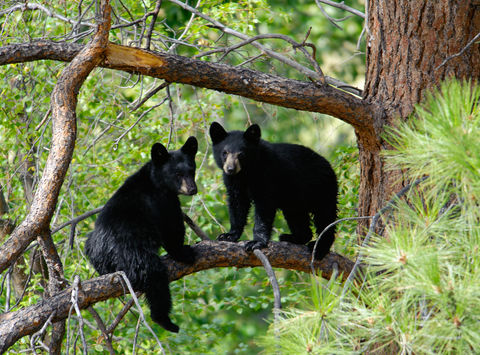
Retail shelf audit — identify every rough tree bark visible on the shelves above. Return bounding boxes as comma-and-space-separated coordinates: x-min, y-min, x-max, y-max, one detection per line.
357, 1, 480, 232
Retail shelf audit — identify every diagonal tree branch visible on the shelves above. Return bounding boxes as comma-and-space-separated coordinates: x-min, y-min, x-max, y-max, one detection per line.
0, 41, 374, 129
315, 0, 365, 19
0, 240, 353, 353
0, 4, 111, 273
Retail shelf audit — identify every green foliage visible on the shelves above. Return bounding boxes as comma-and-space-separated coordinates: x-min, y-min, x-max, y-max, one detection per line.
1, 0, 365, 353
385, 79, 480, 208
259, 79, 480, 354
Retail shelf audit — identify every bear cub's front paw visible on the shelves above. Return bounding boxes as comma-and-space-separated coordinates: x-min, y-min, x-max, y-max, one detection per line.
217, 232, 240, 242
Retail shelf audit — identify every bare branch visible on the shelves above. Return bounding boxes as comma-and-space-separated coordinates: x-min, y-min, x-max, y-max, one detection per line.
70, 276, 88, 354
87, 306, 115, 355
436, 32, 480, 70
315, 1, 354, 29
194, 33, 325, 84
183, 213, 210, 241
315, 0, 365, 19
253, 250, 281, 320
145, 0, 163, 50
0, 3, 112, 273
130, 81, 170, 111
167, 0, 364, 95
106, 297, 136, 334
0, 2, 95, 28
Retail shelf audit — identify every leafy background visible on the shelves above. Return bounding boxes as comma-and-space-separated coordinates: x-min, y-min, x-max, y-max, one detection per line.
1, 0, 366, 353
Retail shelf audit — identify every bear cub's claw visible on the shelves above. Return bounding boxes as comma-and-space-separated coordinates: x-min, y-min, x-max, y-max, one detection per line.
217, 232, 240, 242
244, 240, 267, 252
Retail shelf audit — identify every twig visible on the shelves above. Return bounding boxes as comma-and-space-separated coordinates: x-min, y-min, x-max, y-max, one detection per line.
195, 32, 325, 84
70, 276, 88, 355
87, 306, 115, 354
0, 3, 95, 27
199, 199, 226, 233
315, 0, 365, 19
5, 271, 10, 311
310, 216, 373, 274
132, 317, 142, 354
436, 32, 480, 70
168, 0, 202, 53
51, 206, 103, 249
253, 249, 281, 321
183, 213, 209, 241
315, 0, 354, 29
166, 85, 175, 149
5, 246, 37, 311
167, 0, 363, 95
237, 53, 265, 67
145, 0, 163, 50
106, 297, 136, 334
68, 0, 95, 41
34, 108, 52, 131
37, 231, 66, 295
130, 81, 170, 111
113, 99, 168, 150
30, 312, 55, 354
113, 272, 166, 354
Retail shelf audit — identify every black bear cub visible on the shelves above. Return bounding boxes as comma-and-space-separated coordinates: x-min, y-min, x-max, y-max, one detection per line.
209, 122, 338, 260
85, 137, 198, 333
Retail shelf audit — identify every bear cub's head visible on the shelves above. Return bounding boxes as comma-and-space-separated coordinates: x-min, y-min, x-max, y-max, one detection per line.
209, 122, 261, 176
151, 136, 198, 195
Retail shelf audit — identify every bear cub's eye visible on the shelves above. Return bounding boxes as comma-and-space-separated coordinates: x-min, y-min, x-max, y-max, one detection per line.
222, 150, 228, 158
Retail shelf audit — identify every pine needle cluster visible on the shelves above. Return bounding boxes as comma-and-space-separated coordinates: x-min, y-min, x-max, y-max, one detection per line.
259, 80, 480, 354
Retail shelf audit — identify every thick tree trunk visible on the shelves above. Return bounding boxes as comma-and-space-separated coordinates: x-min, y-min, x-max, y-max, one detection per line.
357, 0, 480, 231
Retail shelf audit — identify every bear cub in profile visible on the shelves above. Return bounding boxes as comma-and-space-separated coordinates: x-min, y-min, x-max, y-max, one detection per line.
85, 137, 198, 333
210, 122, 337, 260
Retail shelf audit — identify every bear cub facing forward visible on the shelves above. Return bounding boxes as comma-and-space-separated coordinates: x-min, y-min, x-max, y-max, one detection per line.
85, 137, 198, 333
210, 122, 337, 260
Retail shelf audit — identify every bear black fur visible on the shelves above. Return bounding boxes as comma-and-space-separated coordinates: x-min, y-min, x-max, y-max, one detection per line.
209, 122, 338, 260
85, 137, 198, 333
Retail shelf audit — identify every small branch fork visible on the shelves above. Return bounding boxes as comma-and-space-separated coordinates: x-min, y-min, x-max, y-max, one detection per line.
195, 31, 325, 85
315, 0, 365, 22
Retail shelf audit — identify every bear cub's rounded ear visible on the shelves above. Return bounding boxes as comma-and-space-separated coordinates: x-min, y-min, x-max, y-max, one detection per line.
181, 136, 198, 156
209, 122, 228, 144
244, 124, 261, 144
151, 143, 170, 166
